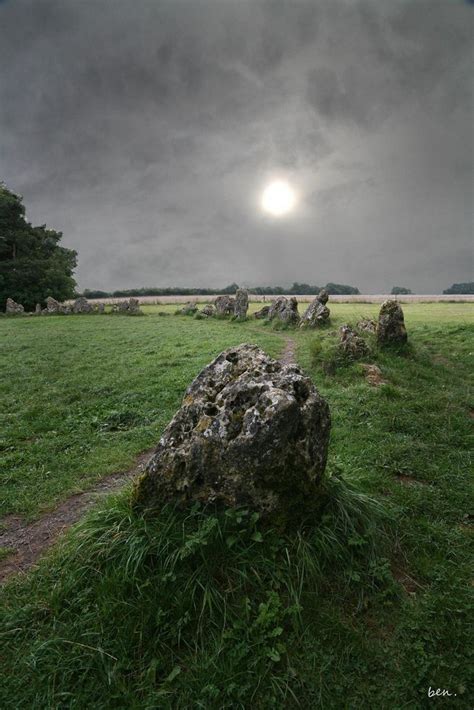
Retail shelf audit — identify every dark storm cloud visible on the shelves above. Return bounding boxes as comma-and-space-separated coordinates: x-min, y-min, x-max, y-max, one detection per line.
0, 0, 472, 292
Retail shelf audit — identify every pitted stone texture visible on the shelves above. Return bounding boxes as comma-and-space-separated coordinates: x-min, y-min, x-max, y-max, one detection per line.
268, 296, 300, 325
234, 289, 249, 320
338, 325, 369, 359
254, 305, 270, 319
357, 319, 377, 333
200, 304, 215, 317
214, 295, 235, 316
377, 300, 407, 345
5, 298, 24, 314
43, 296, 61, 314
300, 290, 330, 328
73, 297, 93, 314
134, 344, 331, 520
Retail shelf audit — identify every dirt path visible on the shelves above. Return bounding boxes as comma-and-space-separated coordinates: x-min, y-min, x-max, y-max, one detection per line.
280, 336, 297, 365
0, 449, 155, 584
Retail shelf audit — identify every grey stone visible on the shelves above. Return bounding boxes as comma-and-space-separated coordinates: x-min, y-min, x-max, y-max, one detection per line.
300, 292, 330, 328
338, 324, 369, 359
254, 305, 270, 319
200, 304, 216, 317
5, 298, 24, 314
97, 303, 105, 313
377, 300, 407, 346
234, 289, 249, 320
44, 296, 61, 314
214, 295, 235, 316
117, 298, 142, 315
268, 296, 300, 325
73, 297, 93, 314
35, 303, 41, 315
134, 344, 331, 522
357, 319, 377, 333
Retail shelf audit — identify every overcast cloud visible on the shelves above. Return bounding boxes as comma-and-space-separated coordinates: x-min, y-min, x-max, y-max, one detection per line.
0, 0, 472, 292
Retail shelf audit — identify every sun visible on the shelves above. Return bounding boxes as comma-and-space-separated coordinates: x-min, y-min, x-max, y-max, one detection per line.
261, 180, 297, 217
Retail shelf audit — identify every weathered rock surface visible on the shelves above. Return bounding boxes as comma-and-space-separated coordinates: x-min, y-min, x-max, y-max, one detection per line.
115, 298, 142, 315
338, 325, 369, 359
254, 305, 270, 319
200, 304, 216, 317
5, 298, 24, 314
134, 344, 331, 521
35, 303, 41, 315
377, 300, 407, 346
357, 318, 377, 333
234, 289, 249, 320
268, 296, 300, 325
300, 290, 330, 328
73, 296, 93, 314
43, 296, 61, 314
214, 295, 235, 316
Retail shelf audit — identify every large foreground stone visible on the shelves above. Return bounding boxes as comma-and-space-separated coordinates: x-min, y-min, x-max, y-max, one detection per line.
134, 344, 331, 521
377, 300, 407, 345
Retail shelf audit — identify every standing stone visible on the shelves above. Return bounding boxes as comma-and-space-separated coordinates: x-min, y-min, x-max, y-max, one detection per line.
73, 296, 93, 314
214, 295, 235, 316
376, 300, 407, 346
97, 303, 105, 313
5, 298, 24, 314
35, 303, 41, 315
134, 344, 331, 523
338, 325, 369, 359
300, 289, 330, 328
44, 296, 61, 314
234, 289, 249, 320
268, 296, 300, 325
117, 298, 142, 314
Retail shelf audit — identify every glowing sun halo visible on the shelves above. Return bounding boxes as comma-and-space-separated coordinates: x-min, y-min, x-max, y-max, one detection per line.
261, 180, 297, 216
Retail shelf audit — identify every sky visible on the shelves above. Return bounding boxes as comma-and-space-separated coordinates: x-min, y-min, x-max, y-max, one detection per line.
0, 0, 472, 293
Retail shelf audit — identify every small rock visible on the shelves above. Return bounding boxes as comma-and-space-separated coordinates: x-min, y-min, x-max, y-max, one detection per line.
5, 298, 24, 314
268, 296, 300, 325
234, 288, 249, 320
377, 300, 407, 346
214, 295, 235, 316
134, 344, 331, 523
361, 363, 387, 387
200, 304, 216, 317
338, 325, 369, 359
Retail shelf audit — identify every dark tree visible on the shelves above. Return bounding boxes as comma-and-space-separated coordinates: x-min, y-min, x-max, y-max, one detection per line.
391, 286, 412, 295
443, 282, 474, 295
0, 184, 77, 311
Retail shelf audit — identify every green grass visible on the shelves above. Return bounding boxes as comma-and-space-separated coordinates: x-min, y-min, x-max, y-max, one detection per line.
0, 303, 473, 707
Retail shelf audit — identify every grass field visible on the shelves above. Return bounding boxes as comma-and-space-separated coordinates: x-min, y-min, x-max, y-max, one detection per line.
1, 303, 473, 708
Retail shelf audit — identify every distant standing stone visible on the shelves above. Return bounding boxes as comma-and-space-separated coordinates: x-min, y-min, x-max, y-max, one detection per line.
234, 289, 249, 320
180, 302, 198, 315
254, 305, 270, 319
300, 289, 330, 328
214, 295, 235, 316
73, 296, 93, 314
377, 300, 407, 346
268, 296, 300, 325
44, 296, 61, 314
117, 298, 143, 315
5, 298, 24, 314
35, 303, 41, 315
200, 304, 216, 317
134, 344, 331, 523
